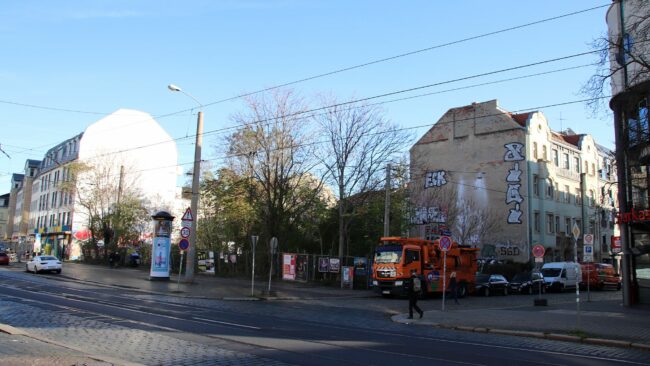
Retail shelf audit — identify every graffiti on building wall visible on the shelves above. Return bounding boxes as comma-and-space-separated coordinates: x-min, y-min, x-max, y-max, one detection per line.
411, 206, 447, 225
504, 143, 524, 224
424, 170, 447, 188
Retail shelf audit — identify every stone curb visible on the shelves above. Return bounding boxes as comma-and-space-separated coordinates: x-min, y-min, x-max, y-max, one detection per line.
392, 315, 650, 352
0, 323, 26, 335
0, 323, 143, 366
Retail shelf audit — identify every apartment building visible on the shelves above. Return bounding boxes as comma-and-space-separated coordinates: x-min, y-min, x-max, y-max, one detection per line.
410, 99, 618, 264
7, 109, 179, 260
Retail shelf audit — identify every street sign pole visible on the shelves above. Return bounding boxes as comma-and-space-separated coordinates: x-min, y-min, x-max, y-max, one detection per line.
439, 236, 452, 312
177, 250, 184, 291
251, 236, 258, 297
442, 251, 447, 312
269, 237, 278, 294
572, 223, 581, 330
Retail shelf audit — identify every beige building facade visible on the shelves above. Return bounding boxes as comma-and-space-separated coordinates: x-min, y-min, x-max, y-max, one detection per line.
410, 100, 619, 264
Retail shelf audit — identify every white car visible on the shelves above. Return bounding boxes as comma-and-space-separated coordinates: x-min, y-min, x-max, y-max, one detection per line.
26, 256, 62, 274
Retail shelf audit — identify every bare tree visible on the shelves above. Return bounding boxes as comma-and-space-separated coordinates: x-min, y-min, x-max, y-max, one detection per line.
582, 0, 650, 114
64, 156, 146, 259
315, 98, 410, 257
226, 89, 324, 245
454, 198, 502, 246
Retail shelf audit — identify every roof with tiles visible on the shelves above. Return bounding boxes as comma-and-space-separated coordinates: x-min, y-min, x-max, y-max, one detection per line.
511, 112, 532, 127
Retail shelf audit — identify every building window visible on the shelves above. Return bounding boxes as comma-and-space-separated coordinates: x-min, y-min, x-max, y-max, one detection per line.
533, 175, 539, 197
589, 189, 595, 207
547, 179, 554, 199
552, 149, 559, 166
546, 213, 554, 233
563, 153, 570, 170
575, 188, 582, 205
534, 212, 540, 233
564, 185, 570, 203
555, 215, 560, 233
574, 157, 580, 173
542, 145, 548, 161
533, 142, 538, 160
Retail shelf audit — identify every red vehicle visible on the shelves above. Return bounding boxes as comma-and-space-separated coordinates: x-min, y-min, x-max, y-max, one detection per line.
0, 252, 9, 265
580, 263, 621, 290
372, 236, 479, 297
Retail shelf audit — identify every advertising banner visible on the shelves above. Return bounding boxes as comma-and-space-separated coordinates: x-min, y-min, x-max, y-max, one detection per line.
342, 266, 354, 286
329, 257, 340, 273
283, 254, 296, 280
150, 218, 172, 278
318, 257, 330, 273
295, 254, 309, 282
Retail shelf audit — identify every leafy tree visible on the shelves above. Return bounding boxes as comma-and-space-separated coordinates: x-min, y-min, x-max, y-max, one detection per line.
224, 89, 325, 249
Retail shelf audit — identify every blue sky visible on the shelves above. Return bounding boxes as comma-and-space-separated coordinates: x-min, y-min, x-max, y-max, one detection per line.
0, 1, 614, 191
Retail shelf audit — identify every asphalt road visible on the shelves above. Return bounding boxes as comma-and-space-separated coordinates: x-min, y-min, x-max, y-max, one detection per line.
0, 268, 648, 366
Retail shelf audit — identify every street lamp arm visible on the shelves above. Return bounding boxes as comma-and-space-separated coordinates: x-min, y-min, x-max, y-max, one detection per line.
167, 84, 203, 109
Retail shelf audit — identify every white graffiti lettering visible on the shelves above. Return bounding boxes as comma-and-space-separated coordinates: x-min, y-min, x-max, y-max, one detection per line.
508, 204, 523, 224
504, 143, 524, 224
506, 184, 523, 204
506, 162, 522, 182
424, 170, 447, 188
504, 143, 525, 162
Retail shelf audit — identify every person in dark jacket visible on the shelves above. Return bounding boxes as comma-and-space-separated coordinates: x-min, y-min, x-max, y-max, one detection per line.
449, 271, 460, 304
407, 270, 424, 319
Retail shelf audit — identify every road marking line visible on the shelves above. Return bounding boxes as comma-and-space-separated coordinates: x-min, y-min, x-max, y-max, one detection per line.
192, 316, 261, 330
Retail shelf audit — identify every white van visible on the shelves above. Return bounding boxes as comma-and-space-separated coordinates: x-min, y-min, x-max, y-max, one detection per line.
541, 262, 581, 292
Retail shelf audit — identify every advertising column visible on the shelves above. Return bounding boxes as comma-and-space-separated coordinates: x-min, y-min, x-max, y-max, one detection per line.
150, 211, 175, 280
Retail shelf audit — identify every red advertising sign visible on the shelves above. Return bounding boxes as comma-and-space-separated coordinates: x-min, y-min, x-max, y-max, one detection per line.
611, 236, 622, 254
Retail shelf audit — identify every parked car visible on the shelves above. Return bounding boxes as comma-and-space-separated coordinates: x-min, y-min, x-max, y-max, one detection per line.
0, 252, 9, 265
474, 274, 509, 296
541, 262, 580, 292
25, 255, 62, 274
580, 263, 621, 290
509, 271, 545, 295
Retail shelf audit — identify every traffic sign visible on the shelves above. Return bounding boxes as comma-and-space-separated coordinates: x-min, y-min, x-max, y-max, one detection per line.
180, 227, 190, 238
584, 234, 594, 245
439, 236, 452, 252
181, 220, 192, 228
532, 244, 545, 258
583, 244, 594, 262
535, 257, 544, 263
572, 223, 580, 240
181, 207, 193, 221
178, 238, 190, 251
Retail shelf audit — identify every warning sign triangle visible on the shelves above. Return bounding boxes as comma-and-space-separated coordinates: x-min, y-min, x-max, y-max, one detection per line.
181, 207, 193, 221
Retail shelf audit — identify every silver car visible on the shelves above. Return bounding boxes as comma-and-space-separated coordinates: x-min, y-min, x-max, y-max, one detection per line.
26, 255, 62, 274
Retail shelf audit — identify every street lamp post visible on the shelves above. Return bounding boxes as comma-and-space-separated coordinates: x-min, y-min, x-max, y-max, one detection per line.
168, 84, 203, 283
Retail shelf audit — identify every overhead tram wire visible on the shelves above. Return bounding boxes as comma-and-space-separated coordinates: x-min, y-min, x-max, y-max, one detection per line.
189, 4, 611, 111
94, 95, 610, 182
76, 47, 606, 162
3, 4, 610, 154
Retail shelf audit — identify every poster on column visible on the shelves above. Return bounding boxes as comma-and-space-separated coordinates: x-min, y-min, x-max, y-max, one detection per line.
329, 258, 341, 273
283, 254, 296, 280
150, 236, 170, 276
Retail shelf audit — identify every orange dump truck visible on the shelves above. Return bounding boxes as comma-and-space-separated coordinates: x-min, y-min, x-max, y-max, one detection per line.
372, 236, 479, 297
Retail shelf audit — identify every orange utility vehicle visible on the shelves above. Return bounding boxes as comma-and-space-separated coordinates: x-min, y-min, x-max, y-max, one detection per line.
372, 236, 479, 297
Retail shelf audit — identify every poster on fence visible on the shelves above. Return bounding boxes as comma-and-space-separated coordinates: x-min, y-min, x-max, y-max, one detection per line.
329, 257, 340, 273
295, 254, 309, 281
342, 266, 354, 288
283, 253, 296, 280
318, 257, 330, 273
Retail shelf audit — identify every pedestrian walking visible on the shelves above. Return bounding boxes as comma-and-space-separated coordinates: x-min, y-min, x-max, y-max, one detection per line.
407, 270, 424, 319
449, 271, 460, 304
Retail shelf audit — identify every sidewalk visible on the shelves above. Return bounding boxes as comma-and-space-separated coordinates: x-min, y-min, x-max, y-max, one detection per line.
54, 262, 375, 300
393, 296, 650, 351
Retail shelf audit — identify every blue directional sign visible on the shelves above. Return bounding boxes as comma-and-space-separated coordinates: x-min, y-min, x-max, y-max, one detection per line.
178, 238, 190, 251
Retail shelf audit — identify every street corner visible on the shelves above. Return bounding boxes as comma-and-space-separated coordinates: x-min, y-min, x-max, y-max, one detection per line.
0, 323, 26, 335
